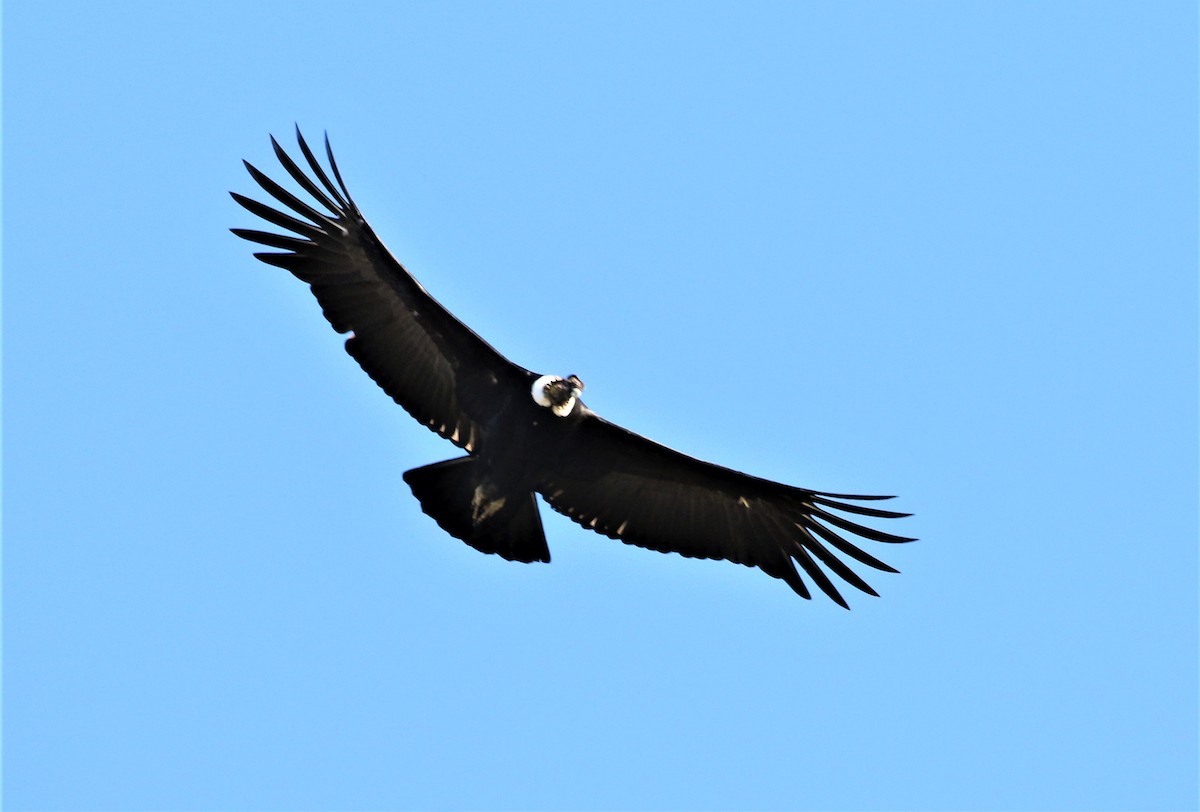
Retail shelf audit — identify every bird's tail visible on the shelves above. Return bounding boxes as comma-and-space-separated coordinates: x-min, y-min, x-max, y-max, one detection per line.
402, 457, 551, 564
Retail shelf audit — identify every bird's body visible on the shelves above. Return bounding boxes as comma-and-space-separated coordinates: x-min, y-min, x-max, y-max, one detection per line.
233, 129, 915, 607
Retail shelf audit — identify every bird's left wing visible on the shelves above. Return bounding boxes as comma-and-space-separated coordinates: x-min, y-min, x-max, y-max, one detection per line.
539, 412, 914, 607
231, 128, 528, 452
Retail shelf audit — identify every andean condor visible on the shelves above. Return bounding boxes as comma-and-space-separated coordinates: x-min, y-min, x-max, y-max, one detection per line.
232, 128, 915, 607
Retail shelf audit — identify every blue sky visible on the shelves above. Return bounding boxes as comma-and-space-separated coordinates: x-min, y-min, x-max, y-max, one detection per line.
4, 2, 1197, 810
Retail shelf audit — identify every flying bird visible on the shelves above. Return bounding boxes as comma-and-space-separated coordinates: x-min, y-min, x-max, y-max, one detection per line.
232, 128, 914, 607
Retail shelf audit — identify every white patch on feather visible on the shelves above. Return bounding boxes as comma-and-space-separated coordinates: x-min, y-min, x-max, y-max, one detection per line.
471, 484, 506, 524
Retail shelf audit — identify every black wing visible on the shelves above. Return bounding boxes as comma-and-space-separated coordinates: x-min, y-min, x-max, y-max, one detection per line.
539, 411, 914, 607
231, 128, 527, 451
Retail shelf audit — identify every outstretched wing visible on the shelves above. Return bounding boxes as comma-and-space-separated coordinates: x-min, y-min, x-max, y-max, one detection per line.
539, 412, 914, 607
231, 128, 527, 452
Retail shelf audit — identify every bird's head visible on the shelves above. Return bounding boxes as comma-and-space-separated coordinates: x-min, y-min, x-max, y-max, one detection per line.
532, 374, 585, 417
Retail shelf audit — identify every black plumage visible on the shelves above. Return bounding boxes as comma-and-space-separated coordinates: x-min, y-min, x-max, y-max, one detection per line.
232, 128, 915, 607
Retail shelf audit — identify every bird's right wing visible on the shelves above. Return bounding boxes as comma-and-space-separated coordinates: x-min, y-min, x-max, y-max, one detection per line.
539, 411, 914, 607
232, 128, 528, 452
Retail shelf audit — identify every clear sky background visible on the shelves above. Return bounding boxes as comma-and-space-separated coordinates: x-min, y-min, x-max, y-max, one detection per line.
4, 3, 1197, 810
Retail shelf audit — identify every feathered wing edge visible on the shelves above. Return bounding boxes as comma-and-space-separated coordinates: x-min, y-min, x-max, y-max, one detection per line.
551, 484, 914, 609
540, 416, 915, 608
231, 127, 527, 453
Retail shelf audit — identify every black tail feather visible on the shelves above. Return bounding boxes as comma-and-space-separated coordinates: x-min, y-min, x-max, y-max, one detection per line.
403, 457, 550, 564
